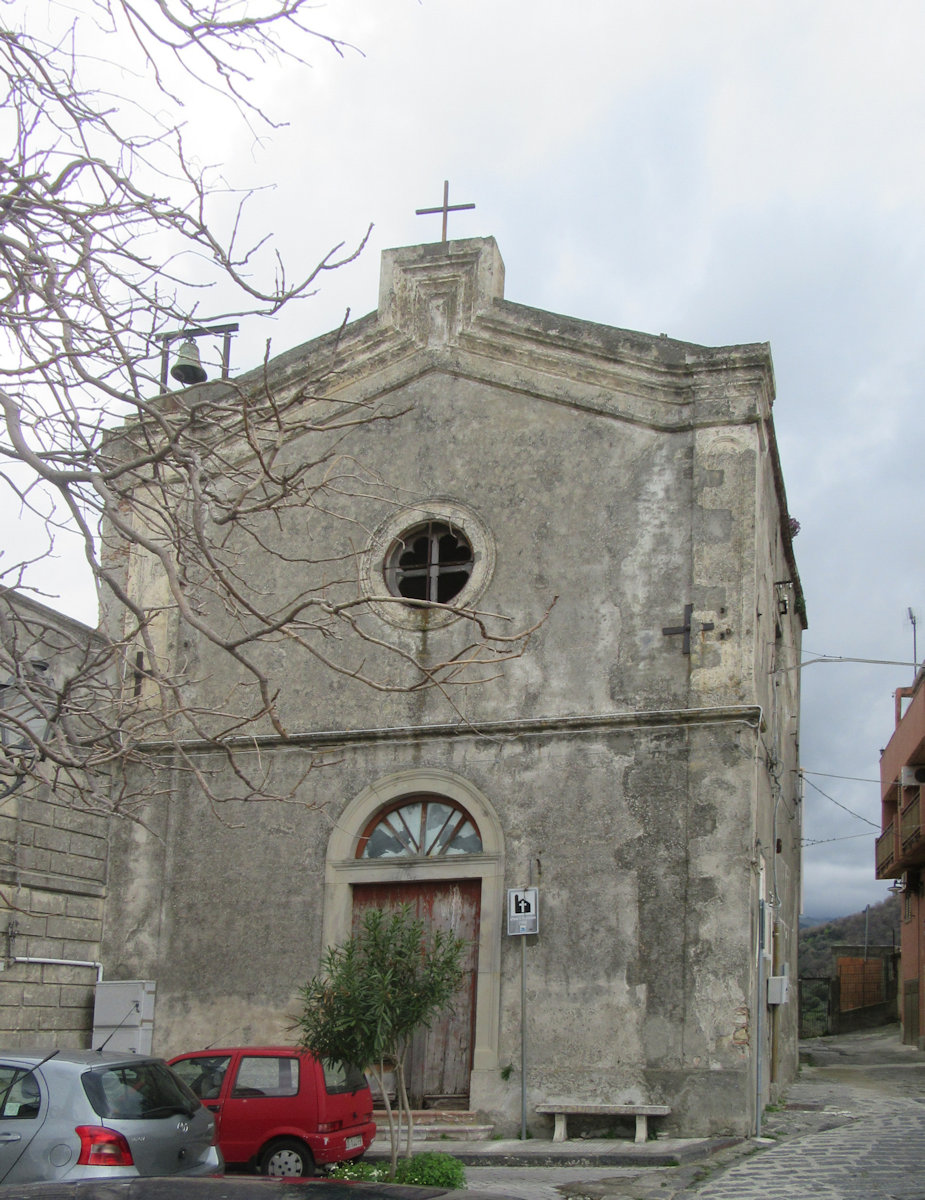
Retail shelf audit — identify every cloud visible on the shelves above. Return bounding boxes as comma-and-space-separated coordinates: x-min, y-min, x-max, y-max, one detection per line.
7, 0, 925, 917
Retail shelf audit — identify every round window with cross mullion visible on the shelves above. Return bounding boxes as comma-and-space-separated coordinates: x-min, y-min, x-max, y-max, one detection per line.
356, 795, 483, 859
384, 522, 473, 605
361, 501, 495, 630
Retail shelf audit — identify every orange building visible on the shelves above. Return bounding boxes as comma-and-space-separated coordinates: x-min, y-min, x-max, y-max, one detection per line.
876, 667, 925, 1045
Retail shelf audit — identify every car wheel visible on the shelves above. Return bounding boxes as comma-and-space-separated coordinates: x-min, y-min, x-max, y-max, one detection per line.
259, 1137, 315, 1177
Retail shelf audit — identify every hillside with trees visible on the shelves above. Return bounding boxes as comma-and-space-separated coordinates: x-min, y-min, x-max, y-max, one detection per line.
799, 895, 901, 978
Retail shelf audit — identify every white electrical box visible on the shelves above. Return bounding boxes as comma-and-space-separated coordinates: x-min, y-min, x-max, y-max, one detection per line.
92, 980, 156, 1053
767, 975, 791, 1006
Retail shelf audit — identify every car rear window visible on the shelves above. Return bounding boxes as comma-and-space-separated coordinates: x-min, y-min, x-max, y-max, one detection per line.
170, 1055, 231, 1100
232, 1056, 299, 1098
322, 1060, 369, 1095
82, 1061, 199, 1120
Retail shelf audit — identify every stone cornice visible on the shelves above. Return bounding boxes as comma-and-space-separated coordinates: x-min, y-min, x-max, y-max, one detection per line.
261, 300, 774, 432
131, 704, 763, 757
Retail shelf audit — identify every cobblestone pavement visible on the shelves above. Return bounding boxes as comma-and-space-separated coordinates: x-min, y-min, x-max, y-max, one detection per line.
671, 1109, 925, 1200
462, 1027, 925, 1200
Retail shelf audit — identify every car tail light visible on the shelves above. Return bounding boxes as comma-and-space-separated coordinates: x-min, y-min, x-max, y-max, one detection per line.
316, 1120, 343, 1133
75, 1126, 135, 1167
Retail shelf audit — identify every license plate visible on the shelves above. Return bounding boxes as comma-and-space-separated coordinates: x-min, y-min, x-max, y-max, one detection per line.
345, 1136, 362, 1150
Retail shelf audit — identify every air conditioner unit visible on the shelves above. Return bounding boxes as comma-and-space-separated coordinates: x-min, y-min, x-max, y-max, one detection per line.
901, 765, 925, 787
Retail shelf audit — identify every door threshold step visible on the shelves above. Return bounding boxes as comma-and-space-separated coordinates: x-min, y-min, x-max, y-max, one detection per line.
372, 1110, 493, 1142
371, 1125, 495, 1143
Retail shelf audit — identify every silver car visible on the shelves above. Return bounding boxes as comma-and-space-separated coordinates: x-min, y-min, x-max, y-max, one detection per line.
0, 1049, 222, 1185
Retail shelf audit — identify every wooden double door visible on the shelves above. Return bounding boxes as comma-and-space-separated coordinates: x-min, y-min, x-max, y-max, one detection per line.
352, 879, 480, 1108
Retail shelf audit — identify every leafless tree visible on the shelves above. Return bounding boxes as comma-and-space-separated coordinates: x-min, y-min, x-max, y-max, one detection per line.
0, 1, 544, 819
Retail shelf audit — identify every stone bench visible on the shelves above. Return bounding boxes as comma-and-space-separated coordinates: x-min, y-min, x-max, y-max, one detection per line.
535, 1102, 671, 1145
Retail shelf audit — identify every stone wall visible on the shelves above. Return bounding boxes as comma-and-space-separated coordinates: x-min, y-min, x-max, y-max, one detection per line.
0, 590, 107, 1047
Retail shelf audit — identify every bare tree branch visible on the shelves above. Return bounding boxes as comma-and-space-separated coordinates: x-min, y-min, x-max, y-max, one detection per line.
0, 1, 546, 827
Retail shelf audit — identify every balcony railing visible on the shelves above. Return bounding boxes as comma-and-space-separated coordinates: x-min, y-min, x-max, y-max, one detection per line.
877, 822, 895, 875
878, 790, 925, 876
902, 792, 922, 851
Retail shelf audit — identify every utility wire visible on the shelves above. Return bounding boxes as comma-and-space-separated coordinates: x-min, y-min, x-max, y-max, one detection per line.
802, 832, 874, 847
802, 769, 880, 784
802, 775, 879, 828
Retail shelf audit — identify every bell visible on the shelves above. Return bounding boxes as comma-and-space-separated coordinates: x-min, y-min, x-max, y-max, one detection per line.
170, 339, 207, 386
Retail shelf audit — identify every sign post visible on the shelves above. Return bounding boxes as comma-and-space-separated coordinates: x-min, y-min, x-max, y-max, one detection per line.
507, 888, 538, 1140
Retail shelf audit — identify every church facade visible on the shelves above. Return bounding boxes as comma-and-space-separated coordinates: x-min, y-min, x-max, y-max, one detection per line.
100, 237, 804, 1137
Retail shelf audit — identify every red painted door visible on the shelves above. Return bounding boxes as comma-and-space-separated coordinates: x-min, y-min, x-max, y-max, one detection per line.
352, 880, 480, 1108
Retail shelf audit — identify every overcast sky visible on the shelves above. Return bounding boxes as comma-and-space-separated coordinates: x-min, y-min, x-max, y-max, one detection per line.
10, 0, 925, 919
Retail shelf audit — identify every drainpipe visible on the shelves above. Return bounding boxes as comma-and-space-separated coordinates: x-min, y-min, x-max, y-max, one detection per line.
770, 923, 780, 1085
3, 956, 104, 981
4, 922, 104, 981
755, 899, 765, 1138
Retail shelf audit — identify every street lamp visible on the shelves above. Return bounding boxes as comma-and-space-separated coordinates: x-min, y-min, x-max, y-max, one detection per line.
0, 660, 56, 800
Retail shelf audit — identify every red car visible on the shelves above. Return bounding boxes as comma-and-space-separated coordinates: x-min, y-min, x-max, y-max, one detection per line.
168, 1047, 375, 1177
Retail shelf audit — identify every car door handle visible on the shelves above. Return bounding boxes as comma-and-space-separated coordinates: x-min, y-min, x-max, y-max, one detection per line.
0, 1132, 22, 1143
206, 1104, 221, 1112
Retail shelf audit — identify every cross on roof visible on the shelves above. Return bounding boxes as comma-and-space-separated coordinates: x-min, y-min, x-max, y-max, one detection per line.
415, 180, 475, 243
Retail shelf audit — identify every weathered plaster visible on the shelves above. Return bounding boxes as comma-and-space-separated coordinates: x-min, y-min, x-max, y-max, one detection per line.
98, 238, 803, 1137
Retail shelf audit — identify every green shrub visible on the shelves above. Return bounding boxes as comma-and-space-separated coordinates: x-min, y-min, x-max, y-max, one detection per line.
394, 1152, 466, 1188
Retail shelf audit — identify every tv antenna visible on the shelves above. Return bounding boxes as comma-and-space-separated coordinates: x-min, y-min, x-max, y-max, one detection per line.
908, 607, 918, 676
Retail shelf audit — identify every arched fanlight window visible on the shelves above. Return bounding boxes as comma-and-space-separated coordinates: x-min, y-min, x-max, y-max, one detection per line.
356, 795, 482, 859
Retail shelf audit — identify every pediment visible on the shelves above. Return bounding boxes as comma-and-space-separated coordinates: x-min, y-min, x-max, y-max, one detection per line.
151, 237, 776, 471
246, 237, 775, 436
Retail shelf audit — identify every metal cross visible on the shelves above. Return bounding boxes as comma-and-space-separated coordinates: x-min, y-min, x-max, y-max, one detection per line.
662, 604, 715, 656
415, 180, 475, 243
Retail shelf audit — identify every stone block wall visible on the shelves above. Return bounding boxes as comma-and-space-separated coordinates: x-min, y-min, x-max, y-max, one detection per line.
0, 783, 108, 1047
1, 589, 109, 1047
